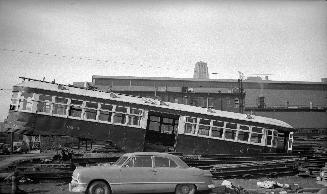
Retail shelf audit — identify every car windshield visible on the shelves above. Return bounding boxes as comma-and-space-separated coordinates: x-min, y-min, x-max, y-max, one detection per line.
173, 156, 189, 168
114, 156, 129, 166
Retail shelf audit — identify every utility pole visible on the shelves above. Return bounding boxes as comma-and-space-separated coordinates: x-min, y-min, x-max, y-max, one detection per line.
238, 71, 245, 113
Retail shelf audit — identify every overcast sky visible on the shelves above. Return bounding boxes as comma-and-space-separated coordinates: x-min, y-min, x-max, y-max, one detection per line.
0, 0, 326, 121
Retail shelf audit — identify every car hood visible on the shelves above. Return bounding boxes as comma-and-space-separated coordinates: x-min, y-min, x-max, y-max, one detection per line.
73, 165, 120, 178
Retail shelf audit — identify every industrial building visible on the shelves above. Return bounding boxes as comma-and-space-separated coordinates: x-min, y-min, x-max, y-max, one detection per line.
76, 62, 327, 135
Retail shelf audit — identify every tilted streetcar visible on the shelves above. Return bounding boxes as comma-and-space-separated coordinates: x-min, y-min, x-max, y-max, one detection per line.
5, 77, 294, 155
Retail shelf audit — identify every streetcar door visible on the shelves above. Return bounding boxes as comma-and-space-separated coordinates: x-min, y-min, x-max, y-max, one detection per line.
144, 111, 179, 152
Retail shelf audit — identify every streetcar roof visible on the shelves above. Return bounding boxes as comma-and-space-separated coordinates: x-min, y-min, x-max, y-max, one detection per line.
15, 79, 294, 129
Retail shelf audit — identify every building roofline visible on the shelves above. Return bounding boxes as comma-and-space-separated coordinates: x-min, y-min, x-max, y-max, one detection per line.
92, 75, 326, 85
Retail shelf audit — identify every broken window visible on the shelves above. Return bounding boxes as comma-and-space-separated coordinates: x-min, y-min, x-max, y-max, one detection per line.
37, 94, 52, 113
184, 117, 197, 134
238, 125, 250, 142
198, 119, 210, 136
211, 120, 224, 138
224, 122, 237, 140
250, 127, 263, 144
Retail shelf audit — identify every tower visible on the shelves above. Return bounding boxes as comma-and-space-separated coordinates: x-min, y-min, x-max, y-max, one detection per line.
193, 61, 209, 79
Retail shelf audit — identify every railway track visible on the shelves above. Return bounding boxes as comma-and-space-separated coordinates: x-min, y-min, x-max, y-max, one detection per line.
10, 153, 301, 181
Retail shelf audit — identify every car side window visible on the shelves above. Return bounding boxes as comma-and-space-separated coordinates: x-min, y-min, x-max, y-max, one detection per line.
155, 157, 178, 168
134, 156, 153, 167
169, 159, 177, 168
124, 157, 134, 167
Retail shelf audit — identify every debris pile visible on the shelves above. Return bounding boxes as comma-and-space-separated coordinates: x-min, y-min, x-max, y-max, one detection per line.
294, 135, 327, 177
182, 153, 299, 179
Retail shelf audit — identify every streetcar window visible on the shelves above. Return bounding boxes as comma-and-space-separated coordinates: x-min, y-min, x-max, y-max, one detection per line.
128, 115, 141, 126
98, 103, 114, 123
37, 95, 52, 114
250, 127, 263, 144
113, 112, 127, 124
10, 91, 20, 110
19, 92, 34, 112
238, 131, 250, 142
266, 129, 273, 146
84, 109, 97, 120
198, 119, 210, 136
84, 101, 98, 120
98, 110, 112, 122
238, 125, 250, 142
224, 122, 237, 140
184, 117, 197, 134
68, 99, 82, 118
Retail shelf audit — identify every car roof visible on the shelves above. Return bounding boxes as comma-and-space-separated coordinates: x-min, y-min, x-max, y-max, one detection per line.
123, 152, 177, 158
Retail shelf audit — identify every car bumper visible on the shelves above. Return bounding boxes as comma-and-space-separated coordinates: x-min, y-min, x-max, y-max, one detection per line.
69, 180, 87, 193
208, 184, 215, 189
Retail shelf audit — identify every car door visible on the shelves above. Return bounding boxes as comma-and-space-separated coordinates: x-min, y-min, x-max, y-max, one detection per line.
117, 155, 157, 193
153, 156, 189, 193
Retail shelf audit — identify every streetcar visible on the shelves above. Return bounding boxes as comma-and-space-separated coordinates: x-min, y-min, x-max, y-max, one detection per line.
5, 77, 294, 155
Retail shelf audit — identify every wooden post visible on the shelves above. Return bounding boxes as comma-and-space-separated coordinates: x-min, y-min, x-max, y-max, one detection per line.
11, 171, 18, 194
85, 139, 88, 150
10, 132, 14, 154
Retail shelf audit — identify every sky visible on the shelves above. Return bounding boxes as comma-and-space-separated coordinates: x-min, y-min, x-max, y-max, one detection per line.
0, 0, 326, 121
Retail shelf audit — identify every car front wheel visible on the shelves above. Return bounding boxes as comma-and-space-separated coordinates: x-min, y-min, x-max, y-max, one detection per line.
175, 184, 196, 194
87, 181, 111, 194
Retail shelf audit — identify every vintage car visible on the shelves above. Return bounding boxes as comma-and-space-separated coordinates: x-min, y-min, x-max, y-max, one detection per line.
69, 152, 215, 194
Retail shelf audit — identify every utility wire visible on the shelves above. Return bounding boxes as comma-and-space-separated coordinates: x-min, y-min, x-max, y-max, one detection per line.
1, 48, 190, 72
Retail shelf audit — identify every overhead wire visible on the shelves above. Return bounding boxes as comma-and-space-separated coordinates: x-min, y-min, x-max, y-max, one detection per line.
0, 48, 192, 75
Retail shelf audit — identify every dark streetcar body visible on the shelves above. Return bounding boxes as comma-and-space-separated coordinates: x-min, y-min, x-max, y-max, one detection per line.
5, 78, 295, 155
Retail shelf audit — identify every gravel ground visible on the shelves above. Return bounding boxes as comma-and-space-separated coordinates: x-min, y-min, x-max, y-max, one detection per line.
0, 175, 326, 194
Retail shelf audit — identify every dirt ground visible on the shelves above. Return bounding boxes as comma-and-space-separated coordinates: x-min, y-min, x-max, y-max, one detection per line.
0, 175, 326, 194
